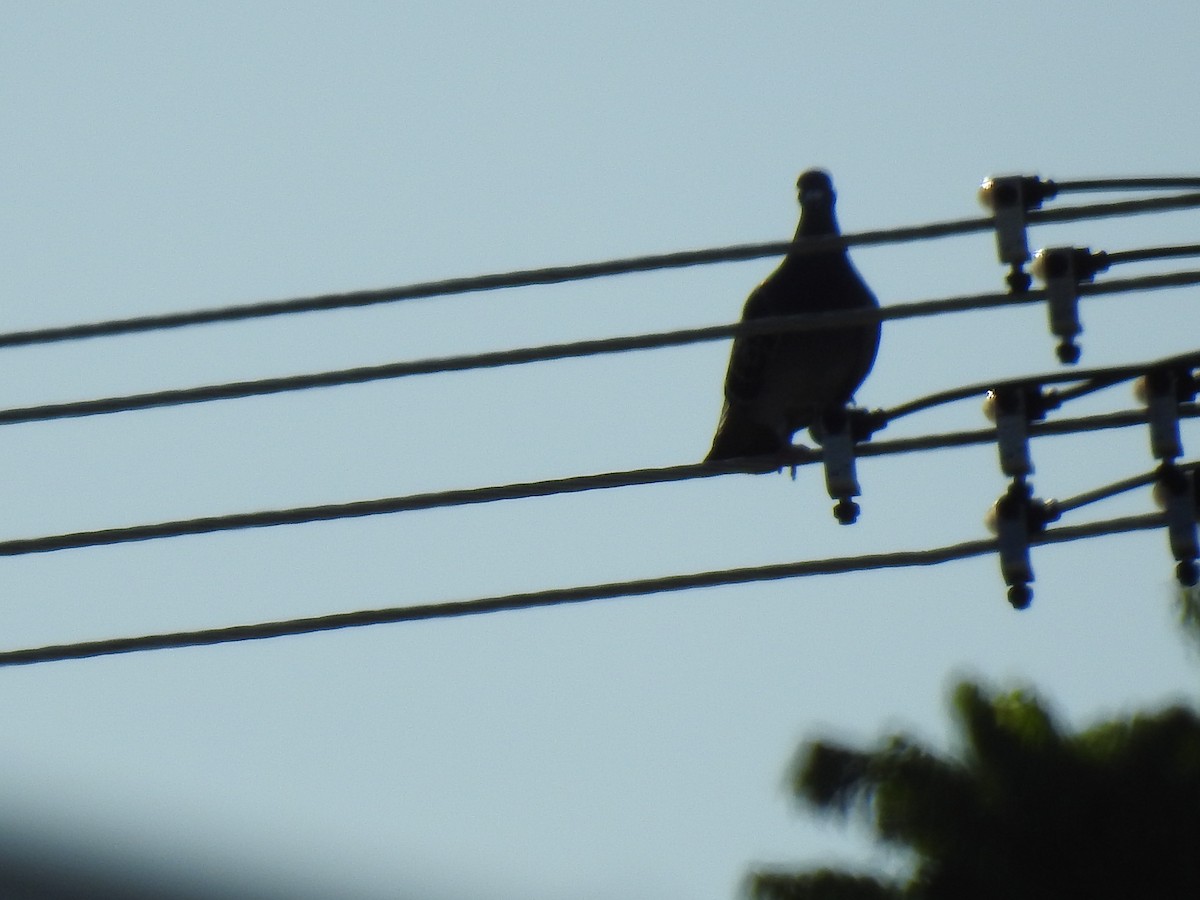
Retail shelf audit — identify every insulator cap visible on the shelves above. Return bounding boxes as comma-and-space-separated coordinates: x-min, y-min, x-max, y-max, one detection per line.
833, 498, 860, 525
1008, 585, 1033, 609
978, 175, 1058, 211
1030, 246, 1109, 283
813, 406, 867, 525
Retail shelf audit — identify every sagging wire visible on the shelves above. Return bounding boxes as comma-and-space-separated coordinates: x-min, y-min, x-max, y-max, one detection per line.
0, 510, 1169, 668
2, 274, 1199, 430
0, 398, 1196, 560
1, 184, 1198, 350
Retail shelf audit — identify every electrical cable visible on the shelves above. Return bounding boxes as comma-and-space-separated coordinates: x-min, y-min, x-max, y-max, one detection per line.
4, 270, 1200, 429
867, 407, 1199, 457
3, 190, 1199, 351
0, 299, 987, 426
882, 346, 1200, 422
0, 511, 1167, 667
1024, 190, 1200, 223
1, 406, 1195, 560
1049, 464, 1190, 517
2, 175, 1196, 668
1103, 243, 1200, 266
1053, 177, 1200, 193
1050, 378, 1125, 405
0, 461, 724, 557
1045, 346, 1200, 407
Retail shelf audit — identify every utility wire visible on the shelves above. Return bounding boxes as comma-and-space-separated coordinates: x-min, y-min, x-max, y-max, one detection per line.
1052, 377, 1133, 405
1, 406, 1195, 560
0, 511, 1166, 667
4, 270, 1200, 429
1104, 243, 1200, 266
1053, 177, 1200, 193
1028, 190, 1200, 225
882, 346, 1200, 422
3, 190, 1199, 351
1049, 464, 1192, 516
1044, 345, 1200, 407
0, 299, 973, 426
869, 407, 1200, 456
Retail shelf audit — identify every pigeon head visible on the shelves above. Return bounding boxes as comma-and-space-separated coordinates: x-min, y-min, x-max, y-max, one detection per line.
797, 169, 834, 202
795, 169, 839, 236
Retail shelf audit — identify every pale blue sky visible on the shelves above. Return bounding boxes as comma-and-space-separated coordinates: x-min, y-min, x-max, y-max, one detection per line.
2, 3, 1200, 898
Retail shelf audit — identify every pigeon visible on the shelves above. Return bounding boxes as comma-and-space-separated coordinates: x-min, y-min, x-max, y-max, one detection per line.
705, 169, 881, 462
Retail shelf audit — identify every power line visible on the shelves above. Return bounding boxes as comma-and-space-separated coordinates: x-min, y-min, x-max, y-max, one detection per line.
1051, 467, 1168, 516
870, 407, 1199, 456
1105, 243, 1200, 266
2, 405, 1194, 559
882, 346, 1200, 422
0, 462, 725, 557
0, 511, 1165, 667
1054, 177, 1200, 193
3, 190, 1199, 351
1028, 190, 1200, 224
4, 270, 1200, 428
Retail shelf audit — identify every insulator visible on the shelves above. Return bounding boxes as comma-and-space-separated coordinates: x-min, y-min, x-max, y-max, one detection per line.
1155, 464, 1200, 587
984, 385, 1054, 479
1143, 369, 1185, 462
813, 407, 879, 525
990, 388, 1033, 478
987, 481, 1058, 609
978, 175, 1057, 294
994, 482, 1034, 607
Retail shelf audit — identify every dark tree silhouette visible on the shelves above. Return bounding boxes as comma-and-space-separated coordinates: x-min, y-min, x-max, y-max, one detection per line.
752, 604, 1200, 900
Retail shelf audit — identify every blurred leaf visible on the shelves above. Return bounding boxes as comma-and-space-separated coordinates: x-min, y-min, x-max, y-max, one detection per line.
754, 677, 1200, 900
753, 869, 901, 900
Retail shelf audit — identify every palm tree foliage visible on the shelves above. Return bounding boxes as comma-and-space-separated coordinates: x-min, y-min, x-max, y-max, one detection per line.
753, 678, 1200, 900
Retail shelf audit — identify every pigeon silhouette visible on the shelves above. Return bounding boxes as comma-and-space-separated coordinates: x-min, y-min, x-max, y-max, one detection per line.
706, 170, 880, 462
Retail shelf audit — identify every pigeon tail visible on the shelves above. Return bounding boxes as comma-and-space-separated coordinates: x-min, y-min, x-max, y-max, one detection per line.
705, 406, 786, 462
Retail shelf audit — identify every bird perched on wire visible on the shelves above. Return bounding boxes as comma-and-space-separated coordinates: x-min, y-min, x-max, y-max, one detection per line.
705, 169, 881, 463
